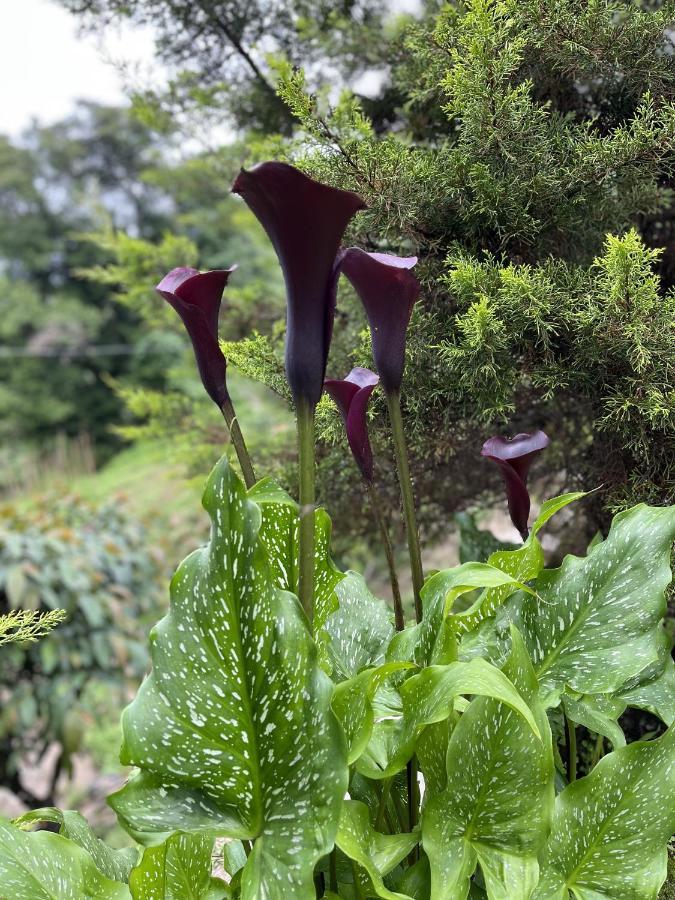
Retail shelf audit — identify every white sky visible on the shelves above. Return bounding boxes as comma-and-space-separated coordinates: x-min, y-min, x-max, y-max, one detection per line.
0, 0, 155, 137
0, 0, 423, 139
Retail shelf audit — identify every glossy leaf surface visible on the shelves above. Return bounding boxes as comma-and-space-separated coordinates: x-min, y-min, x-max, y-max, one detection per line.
0, 820, 130, 899
423, 630, 554, 900
247, 477, 343, 633
356, 656, 540, 779
520, 504, 675, 701
336, 800, 418, 899
129, 832, 228, 899
14, 807, 137, 883
389, 562, 534, 668
533, 727, 675, 899
109, 457, 347, 899
324, 570, 394, 681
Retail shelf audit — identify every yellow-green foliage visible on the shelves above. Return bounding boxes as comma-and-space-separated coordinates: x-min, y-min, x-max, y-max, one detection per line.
0, 609, 66, 647
241, 0, 675, 536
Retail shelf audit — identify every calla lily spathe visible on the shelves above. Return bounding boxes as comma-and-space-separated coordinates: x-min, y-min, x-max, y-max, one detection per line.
324, 367, 379, 482
481, 430, 550, 540
340, 249, 420, 393
232, 161, 366, 407
156, 266, 236, 408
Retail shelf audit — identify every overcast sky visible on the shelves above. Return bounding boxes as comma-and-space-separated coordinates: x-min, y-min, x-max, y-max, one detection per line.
0, 0, 423, 140
0, 0, 154, 137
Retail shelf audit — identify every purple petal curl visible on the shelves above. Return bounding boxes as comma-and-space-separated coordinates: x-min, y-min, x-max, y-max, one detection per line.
156, 266, 236, 408
340, 249, 420, 393
481, 430, 550, 540
324, 367, 379, 482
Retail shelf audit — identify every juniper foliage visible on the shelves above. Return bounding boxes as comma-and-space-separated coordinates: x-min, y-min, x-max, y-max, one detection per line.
231, 0, 675, 542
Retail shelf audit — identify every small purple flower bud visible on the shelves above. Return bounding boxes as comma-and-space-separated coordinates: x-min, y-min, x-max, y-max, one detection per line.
156, 266, 235, 408
340, 249, 420, 393
481, 430, 550, 540
324, 367, 380, 482
232, 162, 366, 407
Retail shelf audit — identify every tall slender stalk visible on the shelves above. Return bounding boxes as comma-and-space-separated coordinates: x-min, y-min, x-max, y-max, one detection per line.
365, 481, 404, 631
297, 401, 316, 629
385, 390, 423, 623
385, 388, 423, 849
220, 396, 257, 489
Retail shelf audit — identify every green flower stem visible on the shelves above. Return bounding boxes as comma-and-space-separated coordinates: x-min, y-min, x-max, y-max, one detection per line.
297, 400, 316, 629
566, 714, 577, 783
385, 390, 424, 623
365, 481, 405, 631
220, 396, 257, 489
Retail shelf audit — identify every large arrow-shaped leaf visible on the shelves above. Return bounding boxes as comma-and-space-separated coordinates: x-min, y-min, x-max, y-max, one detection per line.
324, 571, 394, 681
451, 493, 585, 636
533, 726, 675, 899
109, 457, 347, 898
0, 820, 130, 899
422, 629, 554, 900
461, 505, 675, 704
388, 564, 533, 670
521, 504, 675, 700
335, 800, 418, 899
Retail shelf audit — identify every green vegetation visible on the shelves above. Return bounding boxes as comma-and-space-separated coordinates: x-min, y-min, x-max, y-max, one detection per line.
1, 4, 673, 894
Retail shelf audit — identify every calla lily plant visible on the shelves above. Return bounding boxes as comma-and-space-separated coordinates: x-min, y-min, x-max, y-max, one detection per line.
6, 160, 675, 900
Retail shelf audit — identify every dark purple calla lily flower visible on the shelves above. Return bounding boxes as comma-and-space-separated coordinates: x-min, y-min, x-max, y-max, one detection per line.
340, 249, 420, 393
156, 266, 236, 408
481, 430, 550, 540
232, 161, 366, 407
324, 367, 380, 482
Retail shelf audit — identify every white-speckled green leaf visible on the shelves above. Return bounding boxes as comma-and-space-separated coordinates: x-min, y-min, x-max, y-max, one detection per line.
324, 571, 394, 681
520, 505, 675, 701
13, 808, 138, 883
562, 693, 626, 749
129, 832, 228, 899
422, 629, 554, 900
356, 656, 540, 780
336, 800, 417, 900
449, 565, 537, 636
452, 493, 586, 637
0, 819, 131, 899
617, 652, 675, 725
533, 726, 675, 899
332, 662, 413, 764
109, 457, 347, 899
389, 564, 533, 670
247, 477, 343, 632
